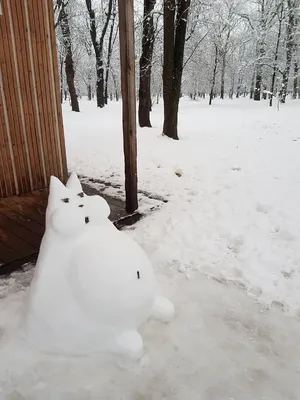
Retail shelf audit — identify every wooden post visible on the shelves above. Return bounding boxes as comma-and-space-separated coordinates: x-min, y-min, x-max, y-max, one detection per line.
118, 0, 138, 213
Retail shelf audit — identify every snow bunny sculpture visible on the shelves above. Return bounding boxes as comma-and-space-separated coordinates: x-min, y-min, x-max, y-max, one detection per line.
22, 173, 174, 359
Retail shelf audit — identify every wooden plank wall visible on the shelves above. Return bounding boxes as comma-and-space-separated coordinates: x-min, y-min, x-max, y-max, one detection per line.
0, 0, 67, 198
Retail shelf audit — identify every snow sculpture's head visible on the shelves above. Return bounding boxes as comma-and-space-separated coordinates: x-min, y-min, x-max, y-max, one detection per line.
46, 173, 110, 237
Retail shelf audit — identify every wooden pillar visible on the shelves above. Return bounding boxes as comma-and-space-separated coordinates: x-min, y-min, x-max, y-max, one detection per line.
118, 0, 138, 213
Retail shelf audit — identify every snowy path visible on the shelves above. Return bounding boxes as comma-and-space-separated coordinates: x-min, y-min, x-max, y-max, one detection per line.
0, 267, 300, 399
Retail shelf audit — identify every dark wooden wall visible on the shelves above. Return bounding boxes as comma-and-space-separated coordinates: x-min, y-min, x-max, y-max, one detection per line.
0, 0, 67, 198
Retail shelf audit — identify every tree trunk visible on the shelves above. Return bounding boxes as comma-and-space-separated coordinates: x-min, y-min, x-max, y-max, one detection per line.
220, 29, 230, 100
270, 3, 283, 107
254, 0, 266, 102
250, 71, 255, 99
96, 55, 105, 108
281, 0, 295, 103
254, 64, 262, 101
111, 71, 119, 101
209, 45, 218, 105
105, 0, 117, 104
220, 52, 226, 100
163, 0, 176, 138
236, 76, 242, 98
86, 0, 113, 108
281, 56, 293, 103
87, 84, 92, 101
58, 2, 80, 112
262, 85, 267, 99
163, 0, 191, 140
293, 61, 299, 99
269, 67, 276, 107
84, 40, 93, 102
254, 32, 265, 101
139, 0, 156, 127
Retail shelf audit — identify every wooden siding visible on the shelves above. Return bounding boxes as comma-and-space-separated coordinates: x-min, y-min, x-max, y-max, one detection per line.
0, 0, 67, 198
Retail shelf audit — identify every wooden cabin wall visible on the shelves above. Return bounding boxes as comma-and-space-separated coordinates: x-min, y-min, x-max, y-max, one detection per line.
0, 0, 67, 197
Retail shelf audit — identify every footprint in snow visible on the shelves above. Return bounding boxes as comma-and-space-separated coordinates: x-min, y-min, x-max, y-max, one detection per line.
281, 270, 294, 279
271, 300, 288, 312
256, 202, 269, 214
278, 229, 295, 242
227, 234, 244, 254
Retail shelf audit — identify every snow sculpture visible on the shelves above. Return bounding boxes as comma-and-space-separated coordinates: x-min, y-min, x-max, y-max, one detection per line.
21, 173, 174, 359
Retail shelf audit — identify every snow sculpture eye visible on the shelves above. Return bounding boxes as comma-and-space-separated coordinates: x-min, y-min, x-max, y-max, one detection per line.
85, 216, 90, 224
78, 192, 84, 198
79, 204, 84, 208
61, 198, 70, 203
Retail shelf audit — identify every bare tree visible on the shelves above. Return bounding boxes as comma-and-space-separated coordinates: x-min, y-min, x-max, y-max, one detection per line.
85, 40, 93, 101
270, 0, 284, 106
163, 0, 191, 140
105, 0, 117, 105
281, 0, 298, 103
254, 0, 267, 100
139, 0, 156, 127
209, 44, 219, 105
237, 0, 278, 101
219, 2, 240, 99
52, 0, 299, 108
293, 60, 299, 98
220, 29, 231, 99
55, 0, 80, 112
86, 0, 113, 108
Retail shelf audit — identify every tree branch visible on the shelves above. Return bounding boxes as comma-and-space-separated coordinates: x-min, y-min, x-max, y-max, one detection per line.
183, 31, 209, 69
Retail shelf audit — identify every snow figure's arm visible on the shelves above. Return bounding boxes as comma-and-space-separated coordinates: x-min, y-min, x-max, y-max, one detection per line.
152, 296, 175, 322
114, 330, 144, 360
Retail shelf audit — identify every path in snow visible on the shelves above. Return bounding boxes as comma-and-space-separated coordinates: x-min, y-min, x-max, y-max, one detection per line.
0, 267, 300, 399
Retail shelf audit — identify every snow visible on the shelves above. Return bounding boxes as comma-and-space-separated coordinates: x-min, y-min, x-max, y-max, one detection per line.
66, 97, 300, 315
1, 97, 300, 398
1, 265, 300, 399
19, 173, 173, 358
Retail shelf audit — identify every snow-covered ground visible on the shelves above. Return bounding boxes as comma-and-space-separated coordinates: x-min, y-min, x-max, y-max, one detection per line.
1, 264, 300, 399
1, 97, 300, 399
66, 97, 300, 315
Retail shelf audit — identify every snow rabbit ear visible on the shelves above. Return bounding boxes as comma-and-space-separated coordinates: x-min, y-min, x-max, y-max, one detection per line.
66, 172, 83, 193
49, 176, 69, 202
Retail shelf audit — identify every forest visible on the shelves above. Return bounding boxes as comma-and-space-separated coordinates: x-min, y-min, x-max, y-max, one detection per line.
55, 0, 300, 136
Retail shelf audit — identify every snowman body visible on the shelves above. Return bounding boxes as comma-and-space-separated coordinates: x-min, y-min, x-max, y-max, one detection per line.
22, 174, 174, 358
